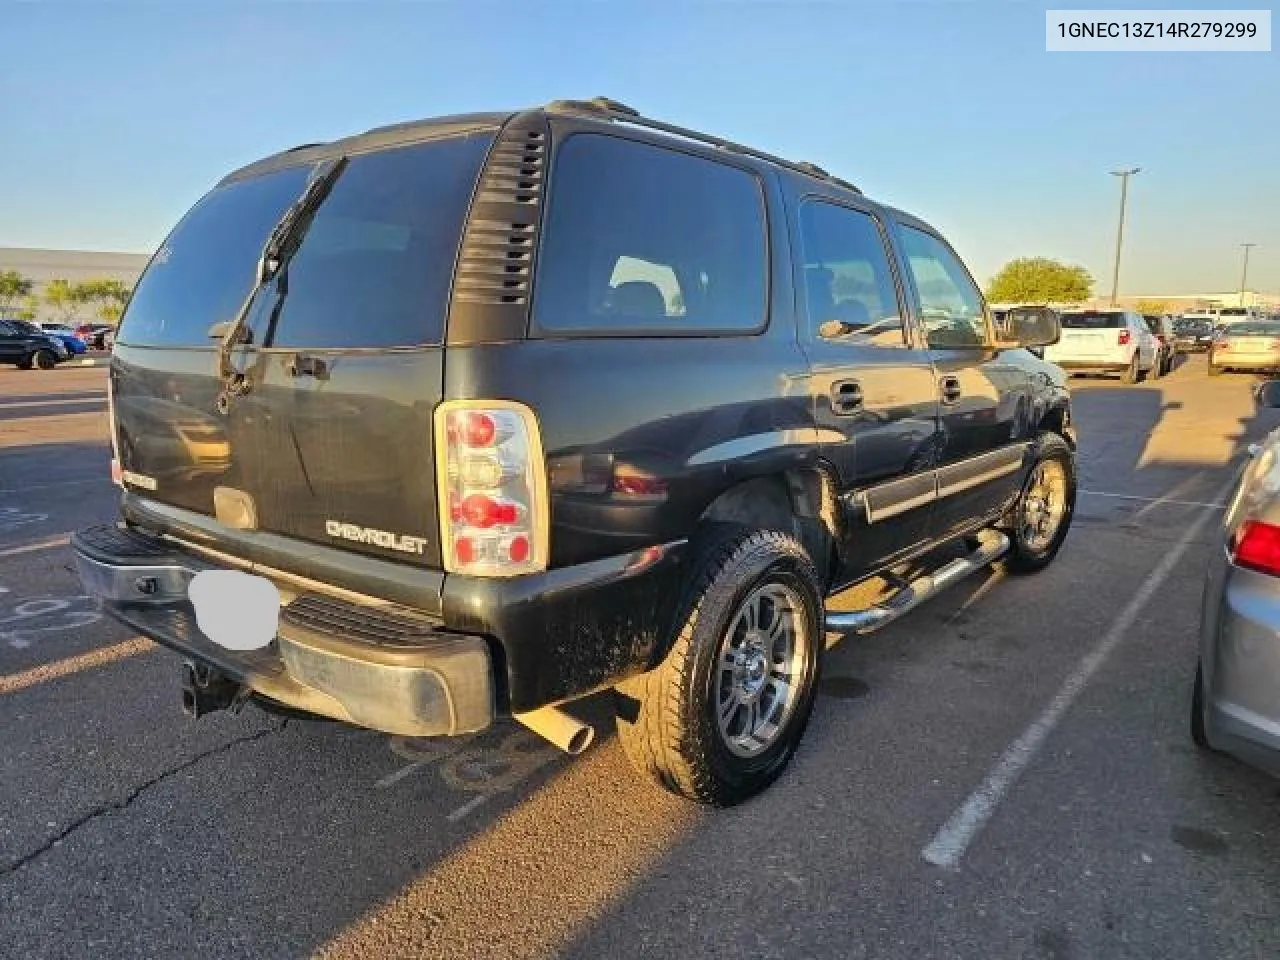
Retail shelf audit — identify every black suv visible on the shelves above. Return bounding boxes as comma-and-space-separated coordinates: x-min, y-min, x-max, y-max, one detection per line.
73, 98, 1076, 806
0, 318, 69, 369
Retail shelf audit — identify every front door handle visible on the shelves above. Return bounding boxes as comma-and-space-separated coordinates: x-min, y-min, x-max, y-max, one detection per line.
939, 375, 962, 405
830, 379, 863, 416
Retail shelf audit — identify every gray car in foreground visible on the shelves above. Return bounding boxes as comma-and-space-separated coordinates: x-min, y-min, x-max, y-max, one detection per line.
1194, 381, 1280, 776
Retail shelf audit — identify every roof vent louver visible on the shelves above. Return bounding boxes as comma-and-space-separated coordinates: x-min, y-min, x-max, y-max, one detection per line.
454, 124, 546, 307
447, 114, 551, 343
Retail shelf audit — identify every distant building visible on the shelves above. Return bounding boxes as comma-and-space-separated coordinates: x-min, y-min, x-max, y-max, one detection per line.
0, 247, 151, 324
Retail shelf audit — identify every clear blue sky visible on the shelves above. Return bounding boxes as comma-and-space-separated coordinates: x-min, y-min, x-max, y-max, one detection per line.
1, 1, 1276, 296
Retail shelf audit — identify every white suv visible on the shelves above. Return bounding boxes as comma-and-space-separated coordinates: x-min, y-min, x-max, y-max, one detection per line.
1043, 308, 1160, 383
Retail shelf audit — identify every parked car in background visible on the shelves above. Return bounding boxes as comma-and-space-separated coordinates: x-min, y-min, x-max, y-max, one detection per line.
75, 323, 117, 350
0, 319, 71, 369
1217, 306, 1266, 328
1044, 308, 1159, 383
1143, 314, 1179, 375
1207, 320, 1280, 377
35, 322, 88, 355
1193, 379, 1280, 777
1174, 316, 1215, 352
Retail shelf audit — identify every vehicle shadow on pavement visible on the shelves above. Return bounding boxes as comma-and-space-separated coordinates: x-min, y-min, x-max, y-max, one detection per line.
5, 370, 1280, 960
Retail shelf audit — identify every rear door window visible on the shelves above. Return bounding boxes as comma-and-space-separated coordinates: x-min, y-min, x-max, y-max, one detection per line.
533, 134, 767, 335
120, 133, 494, 349
795, 200, 908, 347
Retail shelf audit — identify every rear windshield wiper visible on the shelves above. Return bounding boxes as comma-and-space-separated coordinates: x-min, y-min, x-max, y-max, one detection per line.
215, 155, 348, 414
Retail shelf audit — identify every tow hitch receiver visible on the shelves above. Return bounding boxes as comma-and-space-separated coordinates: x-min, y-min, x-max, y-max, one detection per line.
181, 661, 243, 718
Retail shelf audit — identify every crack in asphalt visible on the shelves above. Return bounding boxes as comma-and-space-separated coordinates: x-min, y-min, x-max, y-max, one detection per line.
0, 722, 284, 879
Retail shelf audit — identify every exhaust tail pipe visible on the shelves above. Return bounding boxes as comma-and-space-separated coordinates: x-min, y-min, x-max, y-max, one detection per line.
513, 704, 595, 755
181, 661, 242, 718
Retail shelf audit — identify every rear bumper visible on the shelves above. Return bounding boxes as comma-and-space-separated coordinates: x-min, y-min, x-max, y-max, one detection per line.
1053, 360, 1129, 374
1202, 560, 1280, 776
72, 525, 494, 737
1209, 355, 1280, 371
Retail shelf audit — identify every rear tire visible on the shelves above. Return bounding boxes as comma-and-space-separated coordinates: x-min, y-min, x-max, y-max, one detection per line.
614, 526, 823, 806
998, 431, 1076, 574
17, 355, 33, 370
1121, 353, 1140, 384
34, 349, 56, 370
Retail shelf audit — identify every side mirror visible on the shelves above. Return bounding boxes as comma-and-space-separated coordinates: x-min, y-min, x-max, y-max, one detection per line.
995, 306, 1061, 349
1256, 380, 1280, 409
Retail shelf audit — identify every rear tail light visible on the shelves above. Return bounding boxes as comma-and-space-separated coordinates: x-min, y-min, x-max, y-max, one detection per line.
436, 400, 548, 577
1232, 520, 1280, 577
1118, 330, 1131, 345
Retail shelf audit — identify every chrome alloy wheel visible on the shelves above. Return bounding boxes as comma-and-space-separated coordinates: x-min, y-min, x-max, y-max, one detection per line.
1020, 458, 1068, 553
714, 582, 810, 758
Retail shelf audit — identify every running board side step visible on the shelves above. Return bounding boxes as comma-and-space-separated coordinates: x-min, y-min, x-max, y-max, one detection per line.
825, 529, 1010, 635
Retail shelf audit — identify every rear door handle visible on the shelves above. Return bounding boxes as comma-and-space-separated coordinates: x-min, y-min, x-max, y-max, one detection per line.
939, 375, 962, 405
830, 379, 863, 416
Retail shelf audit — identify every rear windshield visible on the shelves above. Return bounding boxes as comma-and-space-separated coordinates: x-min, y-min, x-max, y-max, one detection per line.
1219, 307, 1249, 317
120, 133, 494, 348
1061, 311, 1125, 329
1225, 322, 1280, 336
1174, 318, 1209, 331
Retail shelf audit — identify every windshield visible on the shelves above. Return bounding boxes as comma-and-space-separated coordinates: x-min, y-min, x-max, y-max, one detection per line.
1174, 318, 1209, 332
1061, 311, 1125, 329
119, 133, 494, 349
1219, 307, 1249, 317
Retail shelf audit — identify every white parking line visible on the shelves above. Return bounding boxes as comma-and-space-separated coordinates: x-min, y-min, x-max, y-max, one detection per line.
922, 476, 1234, 870
1079, 489, 1226, 509
0, 396, 105, 410
0, 478, 109, 495
0, 535, 70, 559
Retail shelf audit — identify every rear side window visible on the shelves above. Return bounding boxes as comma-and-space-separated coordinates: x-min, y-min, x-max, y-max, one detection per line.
121, 134, 494, 348
1061, 311, 1126, 329
533, 134, 767, 335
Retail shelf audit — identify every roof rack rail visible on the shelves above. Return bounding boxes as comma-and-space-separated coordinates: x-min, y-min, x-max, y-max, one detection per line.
543, 97, 862, 195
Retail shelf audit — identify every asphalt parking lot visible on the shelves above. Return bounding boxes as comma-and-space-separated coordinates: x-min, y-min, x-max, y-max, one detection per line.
2, 354, 1279, 960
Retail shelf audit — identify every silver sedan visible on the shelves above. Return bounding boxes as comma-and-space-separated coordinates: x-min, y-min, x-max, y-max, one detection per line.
1194, 380, 1280, 775
1208, 321, 1280, 377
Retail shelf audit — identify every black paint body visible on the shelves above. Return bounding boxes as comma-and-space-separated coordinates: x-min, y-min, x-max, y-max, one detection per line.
109, 106, 1074, 714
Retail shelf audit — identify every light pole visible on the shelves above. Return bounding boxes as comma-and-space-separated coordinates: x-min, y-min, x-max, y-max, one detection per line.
1240, 243, 1256, 307
1109, 167, 1141, 306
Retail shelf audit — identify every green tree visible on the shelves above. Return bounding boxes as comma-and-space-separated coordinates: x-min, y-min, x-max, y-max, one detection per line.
17, 294, 39, 321
986, 258, 1092, 305
0, 269, 33, 315
1135, 299, 1171, 316
78, 278, 132, 325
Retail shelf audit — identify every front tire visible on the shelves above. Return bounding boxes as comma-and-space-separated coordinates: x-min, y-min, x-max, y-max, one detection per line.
33, 349, 57, 370
614, 527, 823, 806
998, 431, 1076, 574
